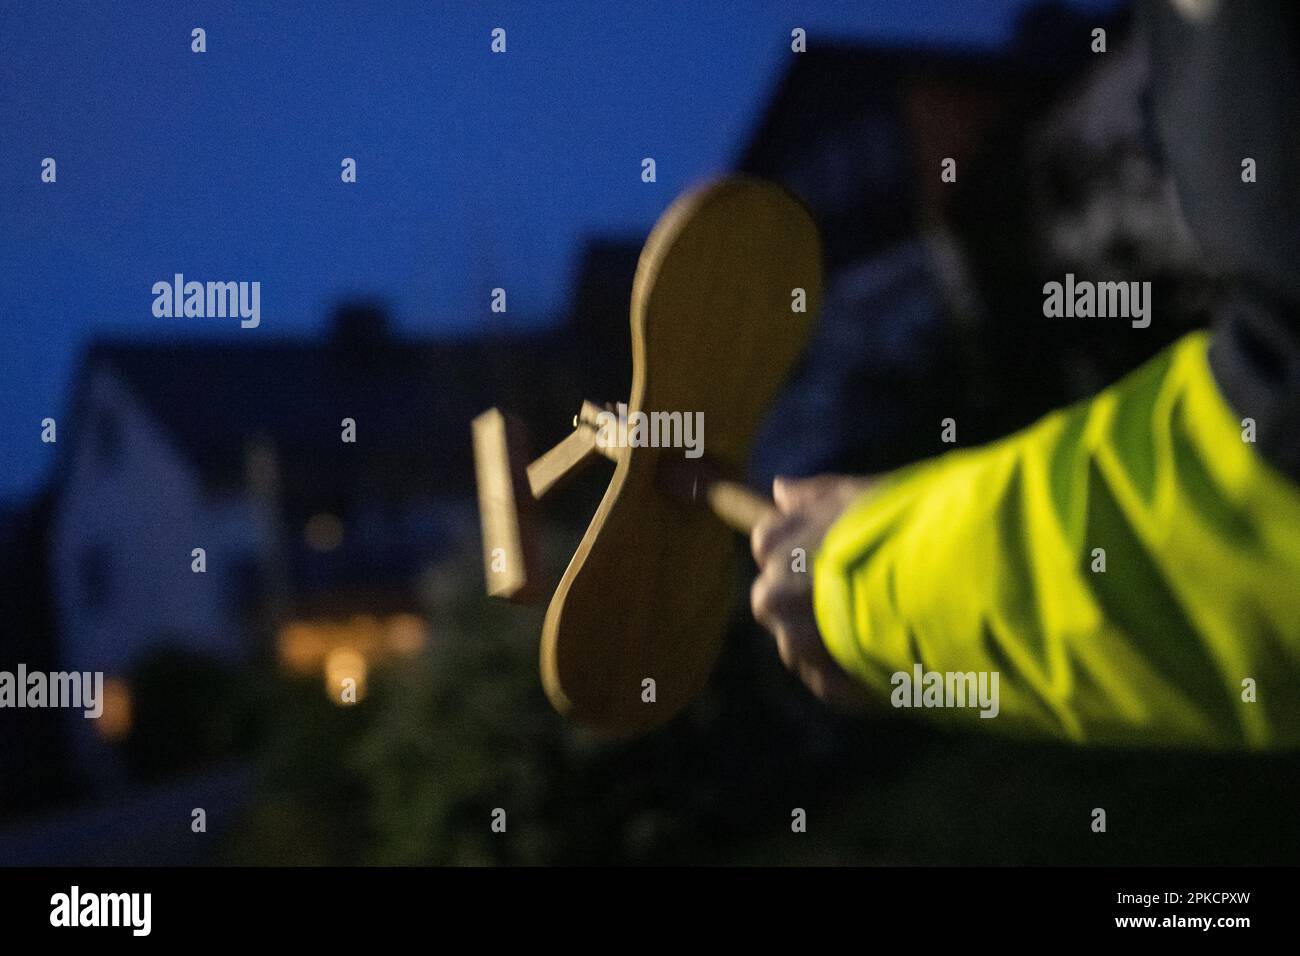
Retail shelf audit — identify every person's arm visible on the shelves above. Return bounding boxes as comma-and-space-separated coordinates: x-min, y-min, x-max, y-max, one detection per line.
756, 332, 1300, 749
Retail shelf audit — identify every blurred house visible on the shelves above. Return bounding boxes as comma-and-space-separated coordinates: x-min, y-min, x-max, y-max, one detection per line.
739, 10, 1103, 262
741, 5, 1118, 479
51, 307, 472, 690
43, 236, 640, 776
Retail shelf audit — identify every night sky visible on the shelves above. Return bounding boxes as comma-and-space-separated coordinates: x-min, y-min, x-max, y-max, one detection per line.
0, 1, 1119, 501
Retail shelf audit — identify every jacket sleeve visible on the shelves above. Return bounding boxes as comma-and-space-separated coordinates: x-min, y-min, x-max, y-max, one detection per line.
812, 331, 1300, 749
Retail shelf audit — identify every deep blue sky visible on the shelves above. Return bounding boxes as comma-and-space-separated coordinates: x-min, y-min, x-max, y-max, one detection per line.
0, 1, 1119, 502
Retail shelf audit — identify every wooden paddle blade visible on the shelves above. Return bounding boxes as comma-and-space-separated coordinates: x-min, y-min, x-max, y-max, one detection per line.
540, 177, 824, 735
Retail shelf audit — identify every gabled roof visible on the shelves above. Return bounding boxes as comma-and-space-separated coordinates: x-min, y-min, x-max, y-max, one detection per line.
72, 246, 641, 516
78, 306, 560, 511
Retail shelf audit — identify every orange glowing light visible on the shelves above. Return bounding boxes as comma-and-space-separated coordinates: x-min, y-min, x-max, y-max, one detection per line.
96, 677, 133, 741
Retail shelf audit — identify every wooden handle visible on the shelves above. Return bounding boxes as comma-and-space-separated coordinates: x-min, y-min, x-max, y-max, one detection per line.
701, 479, 774, 534
656, 457, 775, 534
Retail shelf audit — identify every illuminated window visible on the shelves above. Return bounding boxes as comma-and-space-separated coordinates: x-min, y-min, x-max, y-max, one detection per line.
276, 613, 427, 702
95, 677, 133, 741
324, 647, 367, 705
385, 613, 426, 655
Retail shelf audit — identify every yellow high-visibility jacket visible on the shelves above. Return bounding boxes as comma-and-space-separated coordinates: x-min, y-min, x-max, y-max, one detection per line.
813, 332, 1300, 749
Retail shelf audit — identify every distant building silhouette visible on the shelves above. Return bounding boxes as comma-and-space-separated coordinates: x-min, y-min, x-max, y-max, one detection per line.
738, 7, 1118, 480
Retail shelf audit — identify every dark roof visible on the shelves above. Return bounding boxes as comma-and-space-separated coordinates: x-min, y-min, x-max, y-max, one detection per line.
735, 38, 1070, 173
735, 5, 1123, 267
740, 2, 1121, 166
75, 262, 641, 514
80, 311, 566, 510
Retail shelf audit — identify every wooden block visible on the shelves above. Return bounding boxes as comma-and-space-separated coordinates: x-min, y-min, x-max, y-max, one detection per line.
527, 422, 604, 500
471, 408, 540, 602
